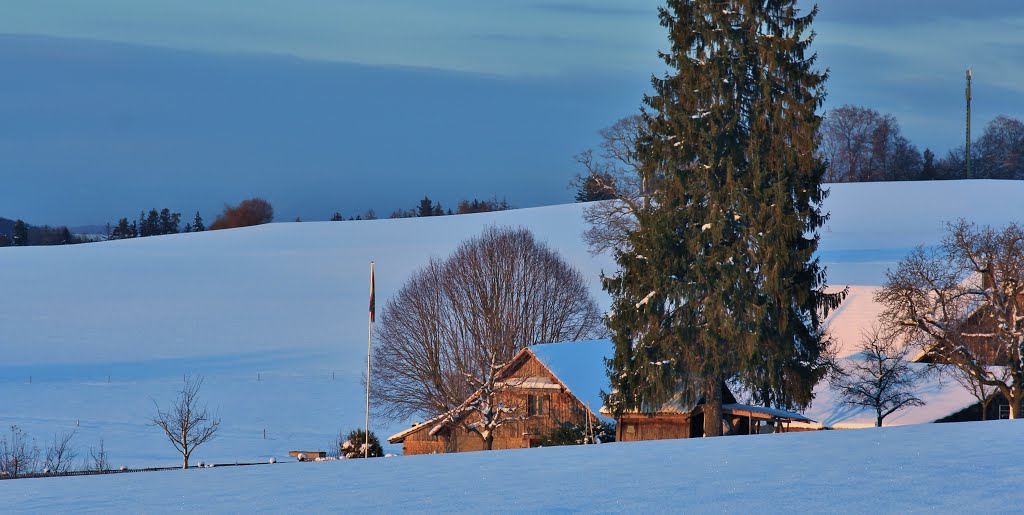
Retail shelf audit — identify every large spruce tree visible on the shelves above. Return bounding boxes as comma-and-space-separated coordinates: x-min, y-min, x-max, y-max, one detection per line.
603, 1, 843, 436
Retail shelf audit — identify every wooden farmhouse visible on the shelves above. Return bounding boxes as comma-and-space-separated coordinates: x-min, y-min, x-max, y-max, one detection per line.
388, 340, 614, 455
389, 340, 814, 455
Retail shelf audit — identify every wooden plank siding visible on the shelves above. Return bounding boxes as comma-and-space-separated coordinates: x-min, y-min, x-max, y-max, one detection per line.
616, 414, 693, 442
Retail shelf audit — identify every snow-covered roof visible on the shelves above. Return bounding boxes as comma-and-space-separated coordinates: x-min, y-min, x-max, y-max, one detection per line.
527, 339, 615, 422
721, 403, 815, 423
387, 412, 449, 443
797, 359, 990, 429
823, 285, 888, 358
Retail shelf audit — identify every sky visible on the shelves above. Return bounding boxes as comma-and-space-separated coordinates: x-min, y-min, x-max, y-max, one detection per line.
1, 1, 1022, 226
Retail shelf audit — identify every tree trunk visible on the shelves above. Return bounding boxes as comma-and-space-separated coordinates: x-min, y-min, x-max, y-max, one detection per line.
979, 398, 990, 421
876, 412, 883, 427
183, 455, 189, 469
484, 434, 493, 451
703, 379, 722, 437
1011, 393, 1021, 420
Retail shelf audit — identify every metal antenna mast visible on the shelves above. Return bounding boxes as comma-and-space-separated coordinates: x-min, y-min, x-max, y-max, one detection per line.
966, 68, 972, 179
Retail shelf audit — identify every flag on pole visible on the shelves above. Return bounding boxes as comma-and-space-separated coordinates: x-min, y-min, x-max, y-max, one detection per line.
369, 262, 375, 323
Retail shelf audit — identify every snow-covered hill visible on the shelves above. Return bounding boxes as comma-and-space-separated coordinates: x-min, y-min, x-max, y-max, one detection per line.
1, 180, 1022, 467
5, 420, 1023, 512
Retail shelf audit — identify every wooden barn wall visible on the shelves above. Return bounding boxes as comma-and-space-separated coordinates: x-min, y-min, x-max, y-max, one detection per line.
616, 415, 691, 442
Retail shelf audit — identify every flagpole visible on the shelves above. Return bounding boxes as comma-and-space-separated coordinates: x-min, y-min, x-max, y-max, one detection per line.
365, 261, 374, 459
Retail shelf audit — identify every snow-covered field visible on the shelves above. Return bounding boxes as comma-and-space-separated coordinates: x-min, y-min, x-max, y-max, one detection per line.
5, 420, 1023, 512
1, 180, 1022, 470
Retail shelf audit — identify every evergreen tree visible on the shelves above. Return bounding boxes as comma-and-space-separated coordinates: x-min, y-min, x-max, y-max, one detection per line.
339, 429, 384, 459
109, 217, 137, 240
920, 148, 936, 180
158, 208, 181, 235
192, 211, 205, 232
139, 209, 161, 237
183, 223, 193, 233
12, 219, 28, 246
417, 197, 437, 217
330, 212, 343, 222
574, 171, 618, 202
603, 1, 843, 436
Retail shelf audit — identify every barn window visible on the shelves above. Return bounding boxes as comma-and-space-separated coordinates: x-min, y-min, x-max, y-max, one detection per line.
528, 394, 546, 416
625, 424, 636, 434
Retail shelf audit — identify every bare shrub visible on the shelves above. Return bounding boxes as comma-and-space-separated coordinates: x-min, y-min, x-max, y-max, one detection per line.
0, 425, 40, 477
44, 430, 77, 474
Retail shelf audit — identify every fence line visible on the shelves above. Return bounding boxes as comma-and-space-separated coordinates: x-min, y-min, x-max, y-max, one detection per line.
0, 461, 272, 481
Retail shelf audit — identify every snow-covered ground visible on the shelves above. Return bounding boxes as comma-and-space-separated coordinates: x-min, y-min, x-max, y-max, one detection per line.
4, 420, 1023, 512
1, 180, 1022, 469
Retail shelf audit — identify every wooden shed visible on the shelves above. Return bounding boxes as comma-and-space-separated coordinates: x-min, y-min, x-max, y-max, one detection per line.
610, 385, 815, 442
388, 340, 613, 455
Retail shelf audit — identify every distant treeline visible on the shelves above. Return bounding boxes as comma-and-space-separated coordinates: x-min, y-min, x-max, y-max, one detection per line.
331, 195, 512, 221
820, 106, 1023, 182
0, 218, 82, 247
108, 198, 274, 239
0, 194, 515, 248
108, 209, 203, 240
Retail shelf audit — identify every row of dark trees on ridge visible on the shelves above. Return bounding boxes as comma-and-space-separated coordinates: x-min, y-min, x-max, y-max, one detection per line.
0, 218, 82, 247
329, 195, 513, 221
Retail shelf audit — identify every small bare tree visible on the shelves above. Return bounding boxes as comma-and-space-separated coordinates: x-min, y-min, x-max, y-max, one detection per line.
43, 430, 77, 474
877, 220, 1024, 418
152, 375, 221, 469
829, 327, 924, 427
371, 226, 605, 450
84, 439, 109, 471
0, 425, 40, 477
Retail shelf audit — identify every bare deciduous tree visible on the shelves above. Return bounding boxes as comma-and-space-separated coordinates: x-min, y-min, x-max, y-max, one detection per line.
84, 439, 109, 471
571, 115, 659, 255
877, 220, 1024, 418
44, 430, 77, 474
0, 425, 40, 477
152, 375, 221, 469
829, 327, 925, 427
974, 115, 1024, 180
819, 105, 922, 182
371, 226, 605, 450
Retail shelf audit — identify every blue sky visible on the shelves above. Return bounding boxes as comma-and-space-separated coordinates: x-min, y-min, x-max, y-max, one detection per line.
2, 1, 1023, 225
